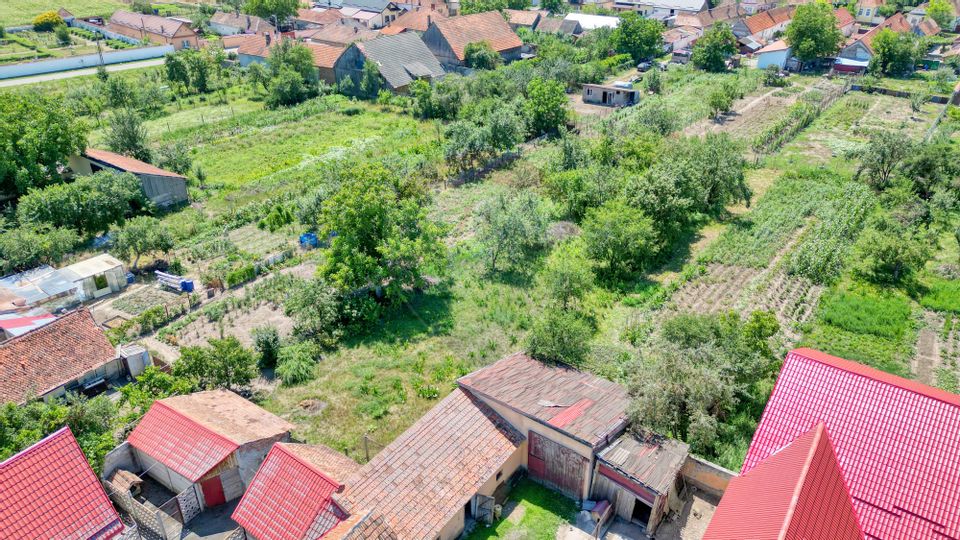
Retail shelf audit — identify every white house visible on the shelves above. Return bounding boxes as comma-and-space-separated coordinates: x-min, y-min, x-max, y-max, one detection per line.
755, 39, 790, 69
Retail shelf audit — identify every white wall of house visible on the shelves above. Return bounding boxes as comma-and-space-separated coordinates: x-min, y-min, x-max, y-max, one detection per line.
756, 47, 790, 69
235, 434, 290, 488
134, 448, 196, 495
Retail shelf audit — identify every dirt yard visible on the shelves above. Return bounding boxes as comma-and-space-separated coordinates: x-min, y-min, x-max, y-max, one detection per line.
172, 302, 294, 348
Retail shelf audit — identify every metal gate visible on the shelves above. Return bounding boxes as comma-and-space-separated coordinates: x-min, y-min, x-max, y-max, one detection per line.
528, 431, 587, 499
475, 494, 496, 524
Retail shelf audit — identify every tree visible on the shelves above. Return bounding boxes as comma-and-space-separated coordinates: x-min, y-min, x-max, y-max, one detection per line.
251, 326, 281, 369
691, 23, 737, 72
540, 240, 595, 310
55, 25, 71, 46
0, 223, 78, 274
118, 366, 195, 422
853, 219, 930, 284
460, 0, 508, 14
247, 61, 270, 92
359, 60, 382, 99
785, 1, 844, 63
525, 77, 568, 136
643, 67, 662, 94
111, 216, 174, 270
528, 308, 594, 365
465, 41, 502, 70
475, 189, 549, 272
0, 93, 88, 195
244, 0, 299, 24
582, 199, 658, 279
284, 278, 343, 347
16, 171, 148, 235
275, 342, 319, 385
611, 12, 664, 63
707, 86, 734, 120
156, 142, 193, 175
268, 39, 318, 83
106, 108, 152, 163
541, 0, 565, 14
856, 130, 915, 191
869, 28, 922, 75
927, 0, 956, 29
184, 49, 214, 93
174, 337, 258, 391
32, 11, 64, 31
266, 66, 310, 108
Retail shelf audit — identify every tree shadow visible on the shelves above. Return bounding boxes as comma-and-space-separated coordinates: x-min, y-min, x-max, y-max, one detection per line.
342, 286, 455, 349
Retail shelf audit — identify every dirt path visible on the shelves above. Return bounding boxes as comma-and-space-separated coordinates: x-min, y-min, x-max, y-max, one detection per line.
912, 310, 959, 385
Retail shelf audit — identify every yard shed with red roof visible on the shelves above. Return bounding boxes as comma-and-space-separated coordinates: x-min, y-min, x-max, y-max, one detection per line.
125, 390, 293, 509
0, 427, 125, 540
736, 348, 960, 539
70, 148, 189, 207
458, 352, 630, 500
422, 11, 523, 67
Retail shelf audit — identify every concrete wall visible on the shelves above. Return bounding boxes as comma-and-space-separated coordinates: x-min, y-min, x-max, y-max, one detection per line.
102, 441, 141, 479
135, 447, 196, 495
756, 48, 790, 70
236, 434, 289, 488
0, 45, 173, 79
680, 455, 735, 499
73, 20, 141, 44
140, 173, 189, 206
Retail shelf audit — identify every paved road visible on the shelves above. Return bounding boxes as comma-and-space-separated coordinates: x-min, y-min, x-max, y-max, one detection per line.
0, 58, 165, 88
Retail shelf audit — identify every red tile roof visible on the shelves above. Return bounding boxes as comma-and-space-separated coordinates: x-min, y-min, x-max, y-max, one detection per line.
742, 348, 960, 540
859, 13, 911, 52
84, 148, 185, 179
458, 352, 629, 448
743, 5, 794, 35
0, 309, 116, 404
340, 388, 523, 539
389, 7, 446, 32
431, 11, 522, 61
306, 42, 347, 69
0, 427, 123, 540
128, 390, 293, 482
835, 7, 855, 28
504, 8, 544, 27
705, 423, 863, 540
109, 10, 193, 38
297, 7, 346, 25
233, 443, 358, 540
916, 17, 941, 36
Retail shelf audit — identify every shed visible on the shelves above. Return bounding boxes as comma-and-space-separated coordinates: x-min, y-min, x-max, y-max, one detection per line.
71, 148, 189, 207
0, 314, 57, 341
592, 434, 689, 534
582, 83, 639, 107
126, 390, 294, 509
0, 265, 77, 311
60, 254, 127, 301
504, 9, 546, 30
422, 11, 523, 67
335, 32, 445, 92
755, 39, 790, 69
535, 16, 582, 35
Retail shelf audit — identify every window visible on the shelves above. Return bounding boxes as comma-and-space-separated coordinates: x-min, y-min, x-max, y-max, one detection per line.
587, 88, 593, 95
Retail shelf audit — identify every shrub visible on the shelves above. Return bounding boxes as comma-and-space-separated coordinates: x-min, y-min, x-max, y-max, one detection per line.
251, 326, 281, 369
33, 12, 64, 31
528, 308, 594, 365
55, 25, 71, 46
275, 343, 318, 385
226, 264, 256, 287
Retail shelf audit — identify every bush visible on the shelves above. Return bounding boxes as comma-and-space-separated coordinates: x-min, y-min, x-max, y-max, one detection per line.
33, 11, 64, 31
528, 308, 594, 365
251, 326, 281, 369
275, 343, 318, 385
55, 25, 71, 46
226, 264, 256, 287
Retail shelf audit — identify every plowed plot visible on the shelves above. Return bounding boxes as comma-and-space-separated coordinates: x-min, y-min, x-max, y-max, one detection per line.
172, 302, 294, 348
684, 88, 798, 140
670, 264, 760, 314
743, 271, 823, 343
912, 311, 960, 386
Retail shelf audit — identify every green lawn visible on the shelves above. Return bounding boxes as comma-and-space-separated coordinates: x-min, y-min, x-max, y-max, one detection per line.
0, 0, 125, 26
465, 479, 577, 540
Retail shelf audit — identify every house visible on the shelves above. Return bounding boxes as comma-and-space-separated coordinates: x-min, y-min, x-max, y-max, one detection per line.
0, 427, 125, 539
422, 11, 523, 67
384, 7, 447, 33
592, 433, 689, 533
662, 24, 700, 52
612, 0, 708, 21
232, 442, 361, 539
563, 12, 621, 31
314, 0, 405, 28
57, 7, 76, 24
0, 314, 56, 341
913, 16, 941, 36
582, 82, 640, 107
71, 148, 189, 207
535, 16, 583, 35
704, 423, 863, 540
302, 23, 380, 46
854, 0, 886, 24
504, 9, 546, 30
674, 4, 745, 31
754, 39, 790, 69
0, 309, 148, 404
906, 2, 929, 25
107, 10, 199, 50
719, 348, 960, 539
732, 5, 794, 42
738, 0, 777, 15
295, 7, 346, 29
124, 390, 294, 509
334, 32, 445, 92
209, 11, 276, 35
60, 254, 128, 301
836, 7, 858, 37
237, 34, 346, 84
836, 13, 912, 72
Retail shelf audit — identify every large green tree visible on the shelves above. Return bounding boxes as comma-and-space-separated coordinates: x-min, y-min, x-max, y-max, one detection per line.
582, 199, 659, 279
612, 12, 664, 63
460, 0, 508, 14
465, 41, 502, 70
476, 189, 549, 272
927, 0, 956, 29
691, 23, 737, 72
244, 0, 299, 24
0, 222, 78, 274
16, 171, 148, 235
525, 77, 568, 136
174, 337, 259, 391
106, 108, 152, 163
869, 28, 922, 75
110, 216, 174, 270
785, 1, 844, 63
0, 93, 88, 196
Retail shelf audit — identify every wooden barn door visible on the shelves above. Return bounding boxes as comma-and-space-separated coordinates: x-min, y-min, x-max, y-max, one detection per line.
528, 431, 587, 499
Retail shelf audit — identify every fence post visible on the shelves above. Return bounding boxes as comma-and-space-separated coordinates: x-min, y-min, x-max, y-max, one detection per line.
363, 434, 369, 462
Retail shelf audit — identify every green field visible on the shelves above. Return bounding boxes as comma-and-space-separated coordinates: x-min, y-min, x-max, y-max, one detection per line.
0, 0, 126, 26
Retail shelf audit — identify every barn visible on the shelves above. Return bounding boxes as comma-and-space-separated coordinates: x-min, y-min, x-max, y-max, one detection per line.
70, 148, 189, 207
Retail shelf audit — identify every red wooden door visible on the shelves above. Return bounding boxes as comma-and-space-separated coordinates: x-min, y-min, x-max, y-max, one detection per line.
200, 476, 226, 507
528, 431, 586, 499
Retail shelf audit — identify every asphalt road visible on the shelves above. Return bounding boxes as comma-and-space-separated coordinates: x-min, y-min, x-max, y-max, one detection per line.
0, 58, 165, 88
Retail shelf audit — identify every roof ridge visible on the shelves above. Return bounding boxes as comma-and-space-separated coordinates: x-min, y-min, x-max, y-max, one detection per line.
275, 442, 344, 489
154, 399, 242, 446
779, 423, 824, 539
790, 348, 960, 408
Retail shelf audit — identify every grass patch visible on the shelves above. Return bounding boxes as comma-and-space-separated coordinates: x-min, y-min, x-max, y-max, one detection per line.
802, 322, 913, 377
919, 275, 960, 314
465, 479, 577, 540
0, 0, 125, 26
818, 284, 912, 339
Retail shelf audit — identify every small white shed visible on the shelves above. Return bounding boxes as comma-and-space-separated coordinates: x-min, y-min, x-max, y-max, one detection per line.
61, 254, 128, 301
755, 39, 791, 70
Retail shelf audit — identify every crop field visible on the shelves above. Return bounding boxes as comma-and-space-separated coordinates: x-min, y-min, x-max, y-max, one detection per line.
0, 0, 125, 26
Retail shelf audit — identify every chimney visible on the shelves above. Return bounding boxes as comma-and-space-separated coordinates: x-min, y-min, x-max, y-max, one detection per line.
427, 14, 432, 26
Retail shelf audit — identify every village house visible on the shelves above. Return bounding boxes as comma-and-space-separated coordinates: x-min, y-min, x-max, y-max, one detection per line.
295, 7, 347, 29
836, 12, 912, 72
301, 23, 381, 46
662, 25, 700, 52
913, 16, 941, 36
836, 7, 858, 37
754, 39, 791, 69
504, 9, 547, 30
0, 309, 149, 404
314, 0, 405, 29
582, 82, 640, 106
209, 11, 277, 36
381, 7, 447, 35
231, 442, 361, 539
0, 427, 126, 539
535, 16, 583, 35
706, 348, 960, 538
236, 34, 346, 85
422, 11, 523, 67
334, 32, 446, 92
854, 0, 886, 24
116, 390, 294, 511
732, 6, 794, 45
612, 0, 708, 20
71, 148, 189, 207
673, 4, 745, 32
107, 10, 199, 50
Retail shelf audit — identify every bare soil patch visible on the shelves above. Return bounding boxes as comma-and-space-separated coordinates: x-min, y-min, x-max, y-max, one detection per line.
912, 310, 960, 385
684, 87, 799, 139
173, 302, 294, 348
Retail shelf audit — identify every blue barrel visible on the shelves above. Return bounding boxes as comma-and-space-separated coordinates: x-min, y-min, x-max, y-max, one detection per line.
180, 279, 195, 293
126, 272, 135, 284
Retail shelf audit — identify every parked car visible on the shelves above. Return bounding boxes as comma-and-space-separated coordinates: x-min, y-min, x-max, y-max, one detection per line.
637, 61, 652, 72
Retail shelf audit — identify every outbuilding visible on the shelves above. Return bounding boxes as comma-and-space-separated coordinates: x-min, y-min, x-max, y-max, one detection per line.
754, 39, 790, 70
582, 82, 639, 107
422, 11, 523, 67
334, 32, 445, 92
71, 148, 189, 207
60, 254, 128, 301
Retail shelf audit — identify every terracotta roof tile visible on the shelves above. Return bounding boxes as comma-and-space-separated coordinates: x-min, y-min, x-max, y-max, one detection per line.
431, 11, 522, 61
0, 309, 116, 404
341, 388, 523, 539
0, 427, 124, 540
859, 13, 911, 52
916, 17, 941, 36
835, 7, 855, 27
504, 9, 544, 27
303, 24, 380, 45
742, 348, 960, 540
389, 7, 446, 32
306, 42, 347, 68
458, 352, 629, 447
743, 5, 794, 35
325, 510, 398, 540
706, 423, 863, 540
108, 10, 191, 38
84, 148, 185, 179
297, 8, 346, 25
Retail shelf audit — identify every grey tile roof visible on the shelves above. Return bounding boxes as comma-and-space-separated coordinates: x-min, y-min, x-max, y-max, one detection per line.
357, 32, 444, 89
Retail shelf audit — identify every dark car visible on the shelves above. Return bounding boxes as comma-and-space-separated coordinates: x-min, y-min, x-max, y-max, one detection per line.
637, 61, 652, 72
